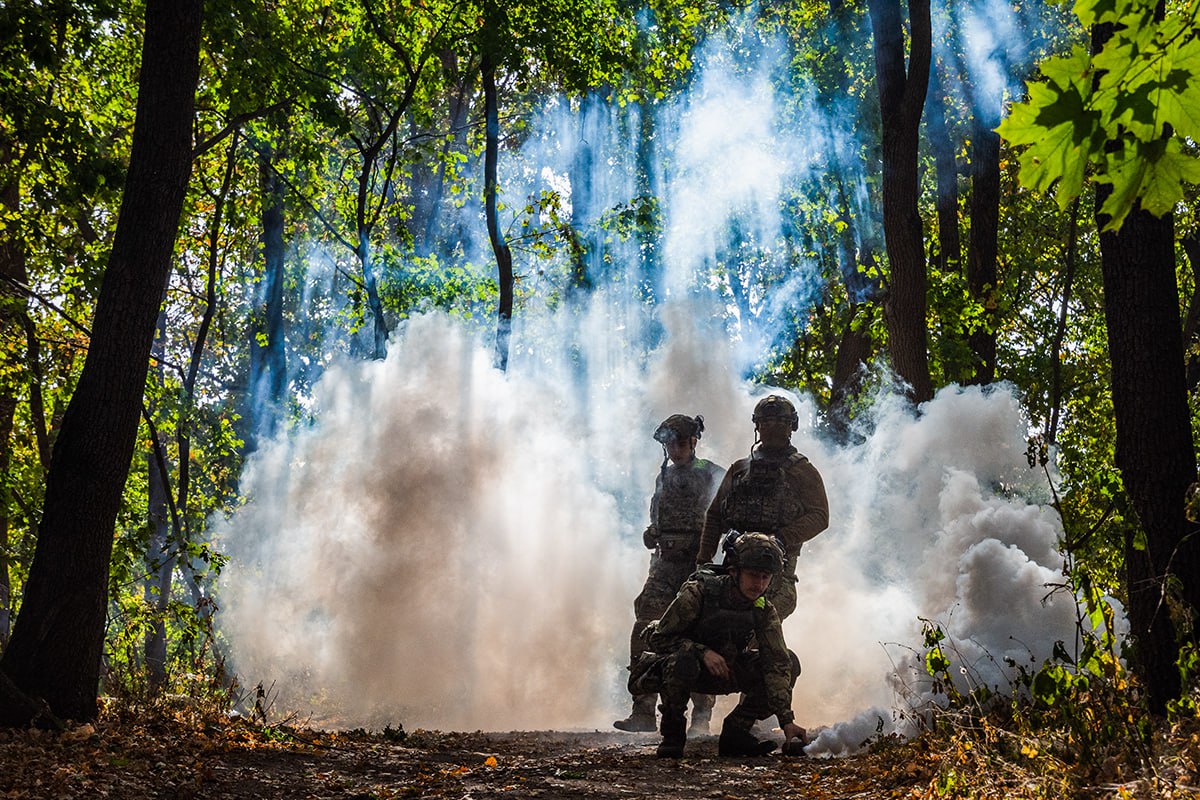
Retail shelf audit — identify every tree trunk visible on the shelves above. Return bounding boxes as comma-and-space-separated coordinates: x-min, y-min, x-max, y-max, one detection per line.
0, 0, 202, 725
964, 110, 1000, 385
868, 0, 934, 403
635, 100, 659, 290
1098, 196, 1198, 713
926, 64, 960, 275
483, 54, 513, 372
827, 176, 879, 434
0, 140, 25, 650
248, 146, 288, 451
144, 315, 171, 692
431, 53, 478, 262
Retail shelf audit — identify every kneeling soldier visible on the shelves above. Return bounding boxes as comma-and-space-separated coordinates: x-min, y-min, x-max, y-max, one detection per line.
636, 532, 806, 758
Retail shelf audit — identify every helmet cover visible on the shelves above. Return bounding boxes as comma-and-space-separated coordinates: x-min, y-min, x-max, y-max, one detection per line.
654, 414, 704, 444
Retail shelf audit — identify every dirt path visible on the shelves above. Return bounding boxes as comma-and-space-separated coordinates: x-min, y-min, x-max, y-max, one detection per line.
0, 723, 932, 799
178, 729, 926, 799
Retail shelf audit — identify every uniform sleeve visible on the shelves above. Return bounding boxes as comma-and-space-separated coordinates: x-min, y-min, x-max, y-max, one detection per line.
644, 472, 663, 545
776, 460, 829, 555
647, 580, 705, 656
697, 463, 737, 565
755, 604, 796, 726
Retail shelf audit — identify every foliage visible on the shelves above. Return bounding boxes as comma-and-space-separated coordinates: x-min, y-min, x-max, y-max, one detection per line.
998, 0, 1200, 230
905, 577, 1200, 798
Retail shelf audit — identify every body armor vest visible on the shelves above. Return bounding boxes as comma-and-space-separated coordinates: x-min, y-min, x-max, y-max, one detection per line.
654, 459, 718, 560
690, 573, 761, 662
722, 453, 797, 537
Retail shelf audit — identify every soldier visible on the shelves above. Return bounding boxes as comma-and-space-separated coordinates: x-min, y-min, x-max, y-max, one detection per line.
697, 394, 829, 619
636, 533, 806, 758
614, 414, 725, 734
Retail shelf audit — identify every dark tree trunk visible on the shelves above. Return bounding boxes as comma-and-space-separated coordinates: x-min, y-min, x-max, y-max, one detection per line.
868, 0, 934, 403
0, 147, 20, 651
0, 0, 202, 725
430, 53, 477, 262
1098, 196, 1199, 713
926, 64, 960, 275
248, 146, 288, 450
483, 54, 513, 372
635, 101, 659, 291
827, 175, 879, 434
964, 111, 1000, 386
144, 315, 171, 692
819, 0, 879, 429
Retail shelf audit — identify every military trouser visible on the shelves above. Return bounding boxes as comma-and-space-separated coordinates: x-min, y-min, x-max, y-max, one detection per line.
628, 555, 714, 720
656, 647, 800, 733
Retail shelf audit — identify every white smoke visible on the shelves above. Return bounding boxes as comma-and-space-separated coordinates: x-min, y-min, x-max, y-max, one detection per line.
216, 313, 1098, 738
214, 10, 1095, 745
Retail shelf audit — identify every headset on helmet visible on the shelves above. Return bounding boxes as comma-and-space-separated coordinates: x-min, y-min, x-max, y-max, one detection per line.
653, 413, 704, 444
752, 395, 799, 432
722, 531, 786, 574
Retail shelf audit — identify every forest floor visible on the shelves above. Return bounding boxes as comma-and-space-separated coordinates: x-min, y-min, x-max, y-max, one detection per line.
0, 709, 1192, 800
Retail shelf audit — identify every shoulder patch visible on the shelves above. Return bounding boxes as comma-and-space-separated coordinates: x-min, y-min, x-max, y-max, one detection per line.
755, 596, 766, 609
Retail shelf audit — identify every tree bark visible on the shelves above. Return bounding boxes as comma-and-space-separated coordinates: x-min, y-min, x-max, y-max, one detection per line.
926, 64, 960, 275
868, 0, 934, 403
144, 315, 171, 692
0, 143, 22, 651
964, 110, 1000, 386
1098, 196, 1198, 713
483, 54, 513, 372
0, 0, 202, 725
248, 145, 288, 451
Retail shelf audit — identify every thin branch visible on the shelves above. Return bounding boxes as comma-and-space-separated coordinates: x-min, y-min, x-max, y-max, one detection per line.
193, 99, 294, 160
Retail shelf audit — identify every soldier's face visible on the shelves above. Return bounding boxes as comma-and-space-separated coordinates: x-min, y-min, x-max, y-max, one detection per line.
665, 436, 696, 464
756, 417, 792, 447
735, 568, 774, 601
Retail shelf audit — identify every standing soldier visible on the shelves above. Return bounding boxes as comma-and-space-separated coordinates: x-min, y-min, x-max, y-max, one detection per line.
636, 533, 806, 758
614, 414, 725, 734
697, 395, 829, 619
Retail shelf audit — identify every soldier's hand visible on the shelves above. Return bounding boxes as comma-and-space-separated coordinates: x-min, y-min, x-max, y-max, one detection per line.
701, 648, 731, 680
642, 526, 659, 549
782, 722, 807, 744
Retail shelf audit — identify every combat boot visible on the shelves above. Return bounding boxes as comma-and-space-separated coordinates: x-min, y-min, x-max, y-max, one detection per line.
718, 725, 776, 757
613, 695, 657, 732
688, 694, 714, 736
656, 710, 687, 758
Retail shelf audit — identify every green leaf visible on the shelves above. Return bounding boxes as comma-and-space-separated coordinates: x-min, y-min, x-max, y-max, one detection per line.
1138, 141, 1200, 217
1156, 38, 1200, 141
1097, 139, 1150, 230
1074, 0, 1121, 27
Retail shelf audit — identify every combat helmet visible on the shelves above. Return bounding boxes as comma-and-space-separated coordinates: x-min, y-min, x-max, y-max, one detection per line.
654, 413, 704, 444
752, 395, 799, 431
725, 532, 786, 574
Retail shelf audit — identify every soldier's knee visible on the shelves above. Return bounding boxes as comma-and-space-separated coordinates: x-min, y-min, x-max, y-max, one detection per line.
788, 649, 802, 685
665, 650, 702, 687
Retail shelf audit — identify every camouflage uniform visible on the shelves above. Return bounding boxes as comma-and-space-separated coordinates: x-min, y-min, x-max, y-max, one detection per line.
697, 444, 828, 619
639, 570, 800, 735
624, 455, 724, 728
